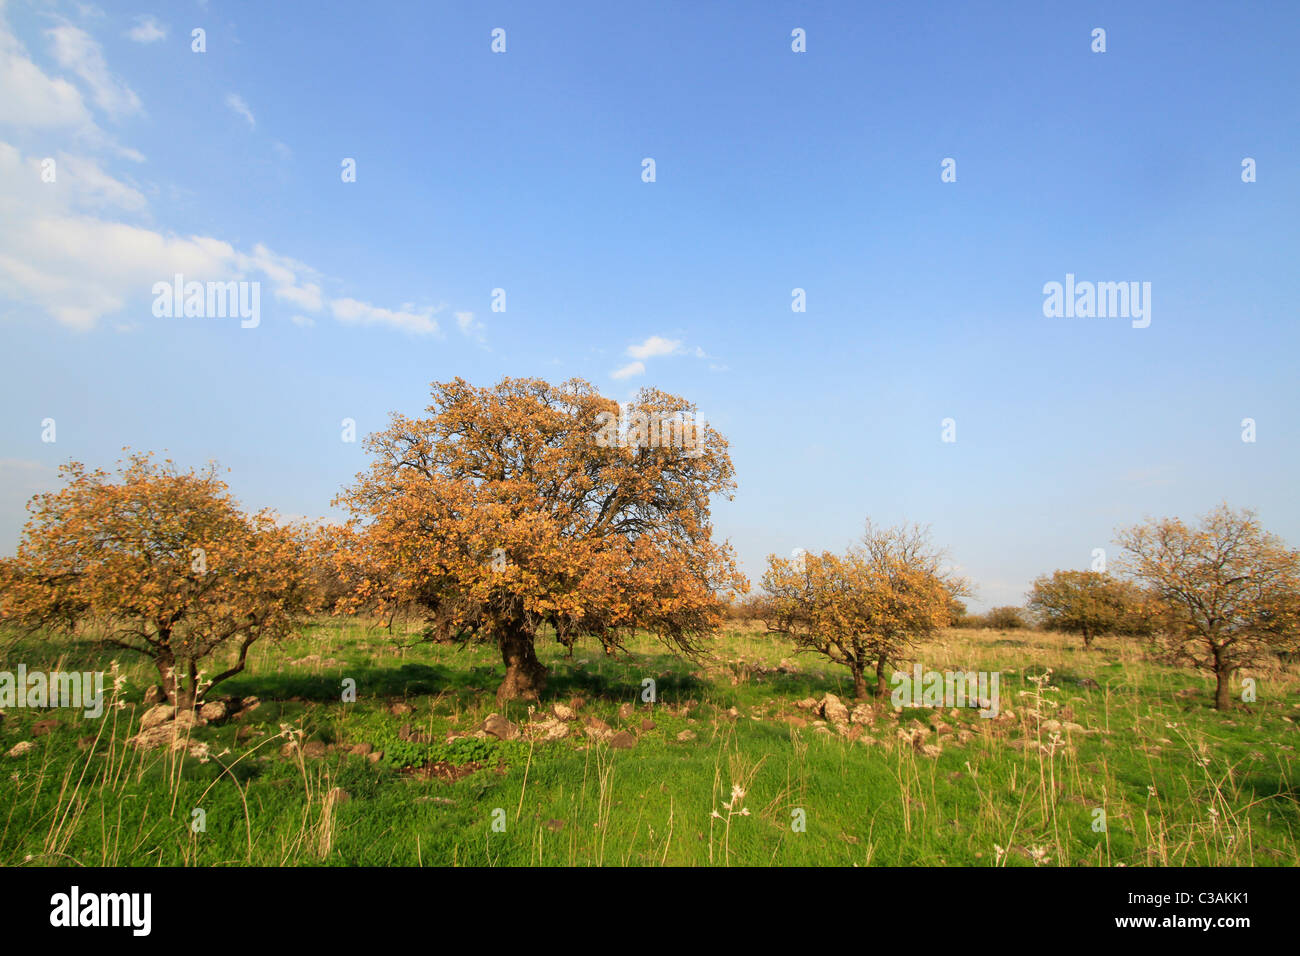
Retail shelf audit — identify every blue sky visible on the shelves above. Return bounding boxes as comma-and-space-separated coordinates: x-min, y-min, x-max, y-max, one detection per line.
1, 0, 1297, 609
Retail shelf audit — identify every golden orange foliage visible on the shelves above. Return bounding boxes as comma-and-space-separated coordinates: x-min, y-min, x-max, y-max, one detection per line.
333, 377, 746, 702
1026, 570, 1150, 649
762, 522, 966, 699
1118, 503, 1300, 709
0, 453, 320, 707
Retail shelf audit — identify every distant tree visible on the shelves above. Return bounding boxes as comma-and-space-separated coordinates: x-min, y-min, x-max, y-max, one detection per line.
0, 454, 318, 708
335, 377, 745, 704
1117, 504, 1300, 710
761, 521, 967, 699
983, 606, 1026, 630
1026, 569, 1148, 649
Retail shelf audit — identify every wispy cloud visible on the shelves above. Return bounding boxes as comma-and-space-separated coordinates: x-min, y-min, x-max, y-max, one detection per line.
611, 360, 645, 380
456, 310, 486, 344
47, 22, 141, 119
225, 92, 255, 129
125, 16, 166, 44
627, 335, 683, 360
331, 298, 441, 335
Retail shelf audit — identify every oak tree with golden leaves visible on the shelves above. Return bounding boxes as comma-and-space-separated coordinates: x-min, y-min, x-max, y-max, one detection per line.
761, 521, 967, 699
1117, 504, 1300, 710
0, 454, 320, 708
1026, 569, 1151, 650
334, 377, 745, 704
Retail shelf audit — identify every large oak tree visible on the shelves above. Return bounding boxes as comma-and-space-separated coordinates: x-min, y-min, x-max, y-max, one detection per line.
335, 377, 745, 704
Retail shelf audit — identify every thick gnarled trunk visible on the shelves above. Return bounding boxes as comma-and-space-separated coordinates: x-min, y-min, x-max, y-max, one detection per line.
497, 626, 547, 705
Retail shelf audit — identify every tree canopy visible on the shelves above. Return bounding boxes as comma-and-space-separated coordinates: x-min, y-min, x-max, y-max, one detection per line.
335, 377, 746, 703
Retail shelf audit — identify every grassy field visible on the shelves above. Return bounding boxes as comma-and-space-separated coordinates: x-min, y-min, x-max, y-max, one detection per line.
1, 621, 1296, 867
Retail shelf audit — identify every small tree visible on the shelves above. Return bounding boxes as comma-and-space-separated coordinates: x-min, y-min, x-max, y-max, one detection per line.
1026, 569, 1147, 649
0, 454, 318, 708
761, 521, 965, 699
983, 606, 1026, 630
1117, 504, 1300, 710
335, 377, 746, 704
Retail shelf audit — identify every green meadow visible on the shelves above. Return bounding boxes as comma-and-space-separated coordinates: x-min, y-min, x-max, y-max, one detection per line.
1, 621, 1296, 866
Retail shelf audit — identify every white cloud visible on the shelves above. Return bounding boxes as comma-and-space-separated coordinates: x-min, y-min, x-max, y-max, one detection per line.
53, 151, 146, 210
611, 361, 645, 380
275, 282, 323, 312
47, 22, 142, 119
331, 298, 440, 335
125, 16, 167, 44
456, 310, 486, 344
626, 335, 682, 360
225, 92, 254, 129
0, 21, 95, 129
0, 13, 466, 338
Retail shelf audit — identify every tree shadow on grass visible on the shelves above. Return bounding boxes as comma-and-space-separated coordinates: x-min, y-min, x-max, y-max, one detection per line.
543, 664, 707, 704
222, 662, 471, 703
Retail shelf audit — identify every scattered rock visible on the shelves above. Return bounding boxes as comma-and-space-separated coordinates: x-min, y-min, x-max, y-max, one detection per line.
822, 694, 850, 725
130, 723, 188, 751
795, 697, 819, 712
398, 723, 431, 743
6, 741, 35, 757
568, 697, 586, 712
349, 742, 374, 756
301, 741, 329, 759
140, 704, 175, 730
618, 703, 634, 720
198, 699, 230, 723
367, 752, 382, 764
389, 702, 414, 716
608, 731, 636, 750
849, 703, 874, 725
552, 703, 576, 721
481, 714, 519, 741
31, 718, 59, 736
640, 718, 656, 732
786, 716, 808, 728
528, 717, 570, 741
676, 730, 696, 742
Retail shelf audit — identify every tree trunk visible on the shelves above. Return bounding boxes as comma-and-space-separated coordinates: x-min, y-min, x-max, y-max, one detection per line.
874, 656, 890, 699
497, 626, 547, 705
1213, 655, 1233, 711
852, 664, 868, 701
154, 652, 194, 709
1082, 627, 1093, 651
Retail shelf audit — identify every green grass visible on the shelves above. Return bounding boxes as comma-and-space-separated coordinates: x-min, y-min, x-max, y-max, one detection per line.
0, 619, 1296, 866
